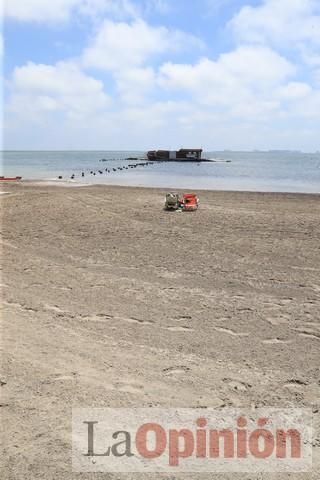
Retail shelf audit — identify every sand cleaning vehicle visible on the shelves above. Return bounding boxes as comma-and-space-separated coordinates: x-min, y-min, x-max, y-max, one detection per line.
181, 193, 199, 211
165, 192, 180, 210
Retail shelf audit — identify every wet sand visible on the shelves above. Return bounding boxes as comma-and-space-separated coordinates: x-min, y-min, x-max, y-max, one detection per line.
1, 183, 320, 479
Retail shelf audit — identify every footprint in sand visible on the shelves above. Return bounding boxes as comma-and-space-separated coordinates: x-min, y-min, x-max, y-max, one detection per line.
116, 382, 144, 395
265, 317, 281, 326
296, 330, 320, 340
285, 379, 308, 387
263, 338, 292, 344
303, 321, 320, 329
82, 314, 114, 322
123, 317, 154, 326
3, 301, 37, 313
3, 300, 21, 308
174, 315, 192, 321
82, 314, 154, 325
45, 372, 78, 382
167, 326, 194, 332
0, 239, 18, 249
277, 298, 294, 306
44, 304, 65, 313
214, 327, 249, 337
163, 366, 190, 375
264, 314, 289, 326
223, 378, 252, 392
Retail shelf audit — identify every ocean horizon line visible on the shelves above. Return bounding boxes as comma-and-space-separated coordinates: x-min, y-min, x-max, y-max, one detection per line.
1, 149, 319, 154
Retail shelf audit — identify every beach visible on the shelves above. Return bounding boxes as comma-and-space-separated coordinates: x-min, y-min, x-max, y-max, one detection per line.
1, 183, 320, 479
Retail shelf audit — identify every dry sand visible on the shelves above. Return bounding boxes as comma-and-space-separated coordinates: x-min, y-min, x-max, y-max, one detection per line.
1, 183, 320, 479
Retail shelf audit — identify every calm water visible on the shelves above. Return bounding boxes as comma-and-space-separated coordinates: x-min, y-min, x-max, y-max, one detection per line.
1, 151, 320, 193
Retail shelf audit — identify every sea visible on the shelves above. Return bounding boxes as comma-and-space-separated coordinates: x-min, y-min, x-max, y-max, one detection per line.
1, 151, 320, 194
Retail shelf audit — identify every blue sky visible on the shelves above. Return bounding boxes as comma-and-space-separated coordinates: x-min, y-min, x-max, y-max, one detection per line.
2, 0, 320, 151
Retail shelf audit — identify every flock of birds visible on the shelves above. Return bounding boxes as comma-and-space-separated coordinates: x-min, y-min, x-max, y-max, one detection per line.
57, 159, 154, 180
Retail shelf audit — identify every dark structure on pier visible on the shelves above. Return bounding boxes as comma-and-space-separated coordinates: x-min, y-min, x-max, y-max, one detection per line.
147, 148, 203, 162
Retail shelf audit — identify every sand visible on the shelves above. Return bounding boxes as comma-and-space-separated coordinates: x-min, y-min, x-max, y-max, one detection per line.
1, 183, 320, 479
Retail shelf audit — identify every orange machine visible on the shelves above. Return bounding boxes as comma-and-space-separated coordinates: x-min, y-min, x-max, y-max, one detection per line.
181, 193, 199, 211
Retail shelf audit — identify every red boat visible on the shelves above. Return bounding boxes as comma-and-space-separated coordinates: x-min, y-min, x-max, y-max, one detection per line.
0, 176, 22, 181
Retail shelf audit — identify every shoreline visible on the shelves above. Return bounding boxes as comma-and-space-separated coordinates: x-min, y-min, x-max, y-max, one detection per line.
3, 179, 319, 197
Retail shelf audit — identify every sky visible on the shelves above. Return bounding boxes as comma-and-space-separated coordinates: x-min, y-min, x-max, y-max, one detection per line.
2, 0, 320, 151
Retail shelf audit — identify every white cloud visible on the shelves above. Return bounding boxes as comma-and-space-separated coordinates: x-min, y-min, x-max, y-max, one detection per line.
115, 67, 156, 104
81, 17, 203, 107
229, 0, 320, 48
4, 0, 80, 22
3, 0, 138, 22
8, 61, 110, 119
160, 46, 295, 88
159, 46, 295, 117
276, 82, 312, 100
3, 0, 175, 23
83, 19, 203, 71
